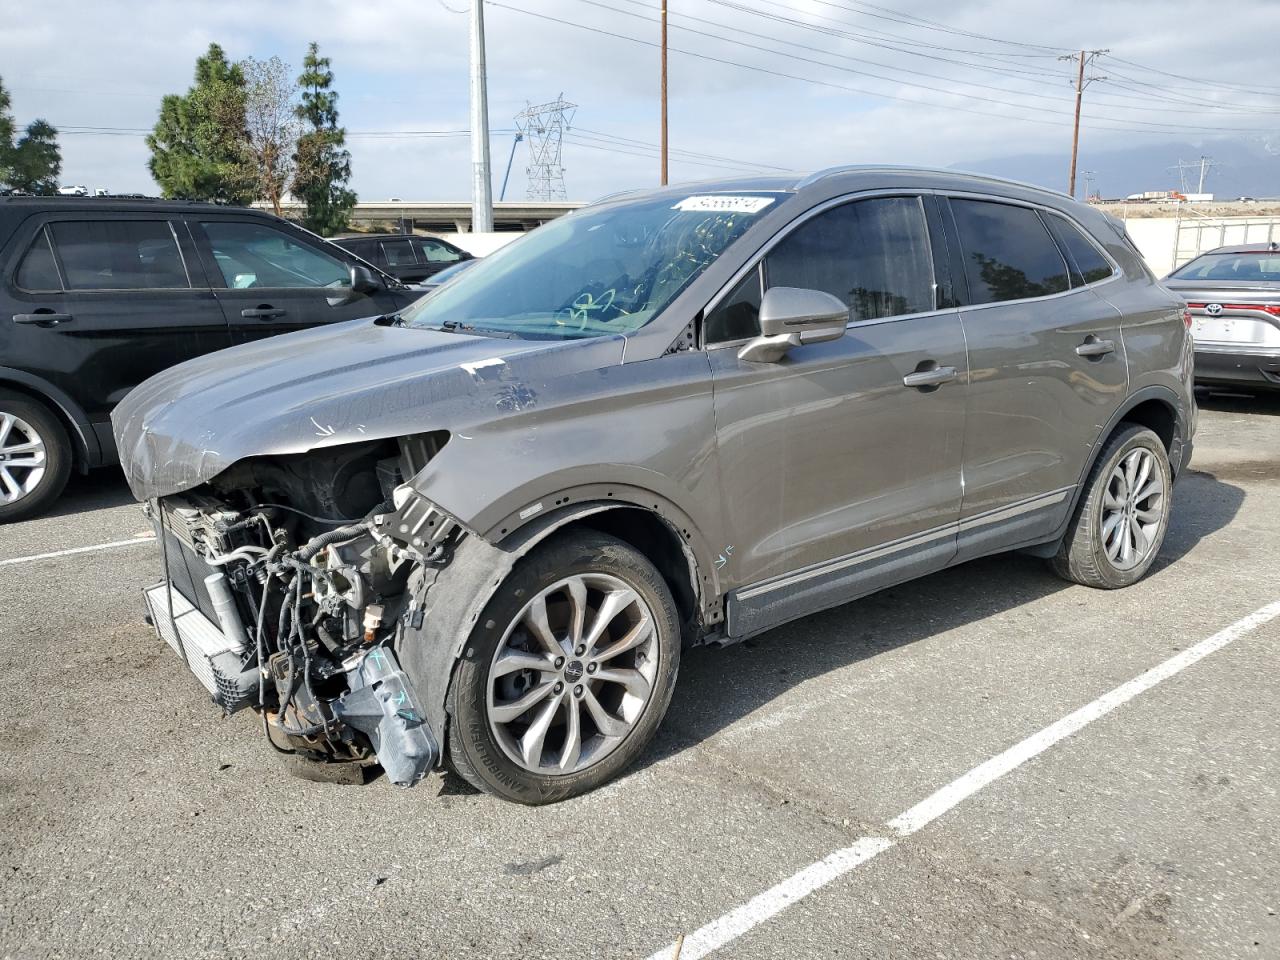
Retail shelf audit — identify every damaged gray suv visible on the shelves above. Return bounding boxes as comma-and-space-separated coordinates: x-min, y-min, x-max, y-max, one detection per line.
114, 168, 1195, 804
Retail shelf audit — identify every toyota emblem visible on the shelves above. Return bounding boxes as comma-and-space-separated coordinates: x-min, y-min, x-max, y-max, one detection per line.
1205, 303, 1224, 316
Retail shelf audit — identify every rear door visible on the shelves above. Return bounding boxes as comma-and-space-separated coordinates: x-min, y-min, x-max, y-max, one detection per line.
941, 196, 1127, 558
379, 237, 428, 283
189, 216, 411, 344
3, 212, 228, 438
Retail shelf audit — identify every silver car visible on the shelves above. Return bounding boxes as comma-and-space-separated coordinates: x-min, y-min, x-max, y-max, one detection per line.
1165, 243, 1280, 391
112, 168, 1196, 804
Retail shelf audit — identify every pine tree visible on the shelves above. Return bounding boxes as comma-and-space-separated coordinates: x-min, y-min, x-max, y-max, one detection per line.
147, 43, 255, 204
292, 43, 356, 235
0, 77, 62, 194
8, 120, 62, 194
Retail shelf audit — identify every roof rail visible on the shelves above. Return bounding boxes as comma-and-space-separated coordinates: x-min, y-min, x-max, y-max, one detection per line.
796, 164, 1073, 200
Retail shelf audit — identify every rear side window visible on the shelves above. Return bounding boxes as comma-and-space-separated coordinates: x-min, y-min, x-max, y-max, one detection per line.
766, 196, 935, 322
949, 199, 1069, 304
1044, 213, 1114, 285
202, 221, 349, 289
48, 220, 190, 290
15, 229, 61, 290
380, 240, 418, 267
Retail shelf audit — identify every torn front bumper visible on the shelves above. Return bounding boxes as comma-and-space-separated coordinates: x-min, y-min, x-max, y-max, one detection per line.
144, 574, 440, 788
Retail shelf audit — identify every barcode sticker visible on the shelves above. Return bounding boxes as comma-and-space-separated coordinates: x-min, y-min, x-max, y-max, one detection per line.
672, 195, 776, 214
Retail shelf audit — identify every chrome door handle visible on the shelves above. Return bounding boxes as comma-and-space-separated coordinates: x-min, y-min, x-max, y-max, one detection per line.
902, 365, 958, 389
1075, 337, 1115, 358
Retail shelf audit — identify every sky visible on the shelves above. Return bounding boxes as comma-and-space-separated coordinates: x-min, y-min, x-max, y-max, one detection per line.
3, 0, 1279, 202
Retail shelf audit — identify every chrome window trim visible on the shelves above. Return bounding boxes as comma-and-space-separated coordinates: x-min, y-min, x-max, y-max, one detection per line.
35, 218, 195, 293
703, 188, 945, 350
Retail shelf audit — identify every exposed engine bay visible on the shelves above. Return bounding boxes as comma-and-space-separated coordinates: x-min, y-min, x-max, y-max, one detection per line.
143, 433, 458, 787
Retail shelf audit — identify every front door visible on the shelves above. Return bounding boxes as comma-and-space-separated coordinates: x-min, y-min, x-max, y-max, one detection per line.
189, 216, 410, 344
940, 197, 1128, 559
706, 195, 968, 637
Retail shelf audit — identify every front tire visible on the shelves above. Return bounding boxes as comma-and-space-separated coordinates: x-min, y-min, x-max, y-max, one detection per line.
1050, 424, 1171, 589
446, 531, 681, 804
0, 390, 72, 524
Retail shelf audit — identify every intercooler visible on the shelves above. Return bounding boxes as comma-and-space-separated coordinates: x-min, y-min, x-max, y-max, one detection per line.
145, 505, 258, 713
144, 579, 256, 712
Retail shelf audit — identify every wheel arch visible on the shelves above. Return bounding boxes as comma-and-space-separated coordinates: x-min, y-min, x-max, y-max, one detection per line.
0, 366, 98, 468
1025, 386, 1187, 559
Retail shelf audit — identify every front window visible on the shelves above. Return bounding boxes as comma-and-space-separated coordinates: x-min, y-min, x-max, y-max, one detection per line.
1171, 251, 1280, 282
402, 193, 786, 339
202, 221, 350, 289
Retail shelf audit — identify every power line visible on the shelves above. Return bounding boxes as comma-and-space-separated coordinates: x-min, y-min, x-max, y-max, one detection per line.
513, 1, 1280, 136
611, 0, 1280, 121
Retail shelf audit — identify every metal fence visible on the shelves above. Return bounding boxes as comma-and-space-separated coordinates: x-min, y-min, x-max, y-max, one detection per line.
1172, 211, 1280, 269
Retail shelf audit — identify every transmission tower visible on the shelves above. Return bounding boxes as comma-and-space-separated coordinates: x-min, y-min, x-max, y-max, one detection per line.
515, 95, 577, 201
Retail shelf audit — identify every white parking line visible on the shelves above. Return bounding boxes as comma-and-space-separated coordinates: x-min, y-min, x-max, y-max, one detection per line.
0, 536, 154, 567
646, 597, 1280, 960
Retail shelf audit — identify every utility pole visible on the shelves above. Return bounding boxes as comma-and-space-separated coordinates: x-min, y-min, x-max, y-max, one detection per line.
660, 0, 668, 185
469, 0, 494, 233
1061, 48, 1107, 199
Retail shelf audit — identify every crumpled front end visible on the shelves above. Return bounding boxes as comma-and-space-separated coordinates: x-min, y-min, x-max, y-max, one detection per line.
140, 434, 461, 787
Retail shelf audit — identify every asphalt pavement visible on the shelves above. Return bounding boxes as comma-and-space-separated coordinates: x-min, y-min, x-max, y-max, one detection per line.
2, 390, 1278, 960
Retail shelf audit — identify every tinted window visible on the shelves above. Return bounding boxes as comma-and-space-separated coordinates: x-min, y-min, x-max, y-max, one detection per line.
15, 229, 61, 290
417, 238, 462, 263
1170, 252, 1280, 282
49, 220, 189, 290
1045, 213, 1114, 285
705, 267, 762, 343
380, 240, 418, 267
766, 196, 935, 322
202, 221, 349, 289
950, 199, 1069, 304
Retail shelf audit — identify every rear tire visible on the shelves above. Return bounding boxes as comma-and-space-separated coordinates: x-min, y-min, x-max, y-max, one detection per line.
0, 390, 72, 524
1050, 424, 1171, 589
446, 530, 681, 804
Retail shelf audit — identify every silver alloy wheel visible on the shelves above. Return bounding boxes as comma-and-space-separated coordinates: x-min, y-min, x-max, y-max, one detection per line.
1100, 447, 1165, 571
486, 572, 660, 775
0, 412, 47, 506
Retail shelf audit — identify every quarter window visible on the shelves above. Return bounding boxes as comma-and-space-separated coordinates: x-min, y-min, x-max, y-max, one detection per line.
48, 220, 189, 290
949, 199, 1070, 304
202, 221, 350, 289
15, 229, 61, 290
766, 196, 935, 323
705, 267, 763, 343
1044, 213, 1115, 285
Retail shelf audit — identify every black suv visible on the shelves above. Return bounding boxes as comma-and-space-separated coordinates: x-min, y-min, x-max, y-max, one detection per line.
331, 233, 472, 284
0, 197, 419, 521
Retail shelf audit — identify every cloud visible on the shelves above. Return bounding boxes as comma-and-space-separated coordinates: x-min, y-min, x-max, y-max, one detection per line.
3, 0, 1278, 201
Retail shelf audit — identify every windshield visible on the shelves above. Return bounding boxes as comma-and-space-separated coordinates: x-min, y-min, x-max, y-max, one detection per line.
401, 192, 786, 338
1171, 251, 1280, 282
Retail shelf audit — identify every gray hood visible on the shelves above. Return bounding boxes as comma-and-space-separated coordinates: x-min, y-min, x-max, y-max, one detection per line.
111, 316, 625, 500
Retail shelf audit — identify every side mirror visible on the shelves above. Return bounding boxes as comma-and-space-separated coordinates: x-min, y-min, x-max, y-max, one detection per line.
737, 287, 848, 363
350, 263, 382, 296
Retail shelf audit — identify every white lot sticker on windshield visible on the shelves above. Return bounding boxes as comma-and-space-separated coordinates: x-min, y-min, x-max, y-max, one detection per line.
672, 195, 776, 214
